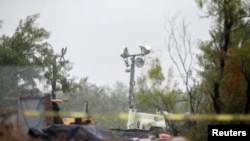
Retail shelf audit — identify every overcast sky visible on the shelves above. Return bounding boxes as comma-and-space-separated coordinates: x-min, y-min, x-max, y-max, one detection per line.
0, 0, 211, 90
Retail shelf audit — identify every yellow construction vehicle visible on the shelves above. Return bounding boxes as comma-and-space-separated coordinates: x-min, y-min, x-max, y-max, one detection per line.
62, 117, 95, 125
52, 99, 94, 125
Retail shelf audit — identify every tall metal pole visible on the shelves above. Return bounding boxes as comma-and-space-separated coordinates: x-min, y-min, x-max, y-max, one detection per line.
51, 56, 57, 99
85, 100, 89, 119
121, 46, 151, 129
129, 56, 135, 109
85, 101, 88, 113
51, 47, 67, 99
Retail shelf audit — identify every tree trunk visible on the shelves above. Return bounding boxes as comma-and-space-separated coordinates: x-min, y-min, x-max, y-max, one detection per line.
245, 83, 250, 114
172, 128, 178, 136
210, 0, 233, 114
213, 82, 221, 113
166, 120, 179, 136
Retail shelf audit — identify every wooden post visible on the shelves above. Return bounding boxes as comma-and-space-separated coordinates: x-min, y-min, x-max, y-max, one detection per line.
75, 118, 82, 125
44, 93, 53, 126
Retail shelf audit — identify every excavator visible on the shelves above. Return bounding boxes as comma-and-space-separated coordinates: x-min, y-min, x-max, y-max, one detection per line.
51, 99, 94, 126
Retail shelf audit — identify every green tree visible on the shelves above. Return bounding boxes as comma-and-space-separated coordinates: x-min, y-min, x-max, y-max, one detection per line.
44, 48, 76, 98
196, 0, 250, 113
0, 14, 75, 115
136, 57, 187, 136
183, 1, 250, 140
225, 33, 250, 113
0, 14, 54, 114
0, 14, 53, 97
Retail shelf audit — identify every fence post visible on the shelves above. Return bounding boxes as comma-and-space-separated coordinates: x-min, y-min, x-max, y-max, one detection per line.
44, 93, 53, 126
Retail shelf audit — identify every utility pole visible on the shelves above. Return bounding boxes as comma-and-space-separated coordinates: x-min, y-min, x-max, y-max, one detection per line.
51, 47, 67, 99
51, 56, 57, 99
128, 56, 135, 109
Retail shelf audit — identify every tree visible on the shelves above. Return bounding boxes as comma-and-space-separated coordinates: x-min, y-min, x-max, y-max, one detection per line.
0, 14, 76, 116
196, 0, 250, 113
184, 1, 250, 140
0, 14, 53, 97
44, 47, 76, 98
164, 13, 206, 114
238, 47, 250, 114
0, 14, 55, 115
136, 57, 188, 136
225, 32, 250, 113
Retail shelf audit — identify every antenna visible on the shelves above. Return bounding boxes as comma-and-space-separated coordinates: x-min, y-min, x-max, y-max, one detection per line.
62, 47, 67, 56
60, 47, 67, 61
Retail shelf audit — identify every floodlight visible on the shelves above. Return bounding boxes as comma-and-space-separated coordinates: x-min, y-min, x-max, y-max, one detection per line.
135, 57, 144, 68
125, 67, 131, 73
140, 45, 152, 55
120, 47, 130, 58
123, 58, 130, 67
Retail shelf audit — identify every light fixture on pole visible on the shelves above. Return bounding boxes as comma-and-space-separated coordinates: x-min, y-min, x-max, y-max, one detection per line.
120, 45, 152, 109
135, 57, 144, 68
140, 45, 152, 56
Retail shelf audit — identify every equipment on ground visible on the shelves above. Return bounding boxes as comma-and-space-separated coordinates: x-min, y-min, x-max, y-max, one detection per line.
127, 109, 166, 131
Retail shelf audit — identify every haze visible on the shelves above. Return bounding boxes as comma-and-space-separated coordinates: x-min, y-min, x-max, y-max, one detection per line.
0, 0, 211, 88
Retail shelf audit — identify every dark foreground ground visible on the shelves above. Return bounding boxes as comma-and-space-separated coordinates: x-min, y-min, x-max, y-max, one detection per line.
110, 129, 170, 141
28, 125, 171, 141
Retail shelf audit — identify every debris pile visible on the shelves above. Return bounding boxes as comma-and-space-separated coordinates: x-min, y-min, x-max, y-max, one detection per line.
110, 129, 156, 138
110, 129, 170, 141
28, 124, 117, 141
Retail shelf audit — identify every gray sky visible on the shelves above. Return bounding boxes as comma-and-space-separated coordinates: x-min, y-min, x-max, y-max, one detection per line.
0, 0, 211, 89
